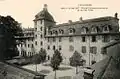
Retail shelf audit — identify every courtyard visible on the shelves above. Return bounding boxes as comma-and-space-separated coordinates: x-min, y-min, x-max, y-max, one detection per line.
22, 61, 84, 79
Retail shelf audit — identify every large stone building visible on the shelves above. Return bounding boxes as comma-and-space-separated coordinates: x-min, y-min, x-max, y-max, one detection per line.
17, 4, 120, 65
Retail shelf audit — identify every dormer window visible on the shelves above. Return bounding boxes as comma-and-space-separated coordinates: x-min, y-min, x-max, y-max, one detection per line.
49, 31, 52, 35
103, 25, 112, 33
91, 26, 99, 33
69, 28, 75, 34
55, 31, 58, 35
81, 27, 88, 34
59, 29, 64, 34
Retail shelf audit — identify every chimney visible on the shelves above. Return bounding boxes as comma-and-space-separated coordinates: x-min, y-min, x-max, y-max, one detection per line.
115, 12, 118, 18
79, 17, 83, 22
43, 4, 48, 11
68, 20, 72, 24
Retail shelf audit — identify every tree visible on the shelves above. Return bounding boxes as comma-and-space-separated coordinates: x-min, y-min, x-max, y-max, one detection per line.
39, 48, 47, 62
69, 51, 85, 74
50, 49, 63, 79
0, 15, 23, 60
32, 54, 42, 72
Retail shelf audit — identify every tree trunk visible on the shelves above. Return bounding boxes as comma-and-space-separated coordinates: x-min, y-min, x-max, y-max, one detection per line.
36, 64, 37, 73
76, 66, 78, 74
54, 70, 57, 79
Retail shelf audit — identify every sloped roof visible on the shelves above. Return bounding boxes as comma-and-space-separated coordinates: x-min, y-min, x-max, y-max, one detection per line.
56, 16, 118, 27
90, 40, 120, 79
34, 8, 55, 22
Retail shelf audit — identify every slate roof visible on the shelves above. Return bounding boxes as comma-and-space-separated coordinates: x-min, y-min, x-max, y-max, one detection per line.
46, 16, 119, 37
34, 8, 55, 22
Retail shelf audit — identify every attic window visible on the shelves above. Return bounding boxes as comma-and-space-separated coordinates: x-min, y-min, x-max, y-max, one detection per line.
91, 26, 98, 33
103, 25, 112, 32
59, 29, 64, 34
81, 27, 88, 34
69, 28, 75, 34
55, 31, 58, 35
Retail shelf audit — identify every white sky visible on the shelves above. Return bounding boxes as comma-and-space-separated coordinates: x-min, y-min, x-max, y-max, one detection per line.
0, 0, 119, 28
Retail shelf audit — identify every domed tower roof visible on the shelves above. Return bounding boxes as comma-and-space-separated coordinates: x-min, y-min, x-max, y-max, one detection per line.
34, 4, 55, 22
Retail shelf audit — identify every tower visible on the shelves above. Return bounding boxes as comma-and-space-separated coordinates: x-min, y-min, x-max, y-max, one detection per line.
33, 4, 55, 53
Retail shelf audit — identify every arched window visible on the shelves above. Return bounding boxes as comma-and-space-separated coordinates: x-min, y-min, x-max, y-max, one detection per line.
81, 27, 88, 34
59, 29, 64, 34
103, 25, 112, 32
91, 26, 99, 33
55, 31, 58, 35
69, 28, 75, 34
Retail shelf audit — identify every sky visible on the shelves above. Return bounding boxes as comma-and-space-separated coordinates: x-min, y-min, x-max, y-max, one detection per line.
0, 0, 119, 28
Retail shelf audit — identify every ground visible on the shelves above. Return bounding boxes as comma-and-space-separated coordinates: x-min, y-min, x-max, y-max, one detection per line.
22, 61, 85, 79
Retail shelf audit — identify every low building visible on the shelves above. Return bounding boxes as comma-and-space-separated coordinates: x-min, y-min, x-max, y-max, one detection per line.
90, 40, 120, 79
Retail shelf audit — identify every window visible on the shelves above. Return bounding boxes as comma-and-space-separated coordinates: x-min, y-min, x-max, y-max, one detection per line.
91, 26, 98, 33
40, 27, 42, 31
59, 29, 64, 34
69, 37, 73, 42
31, 44, 34, 48
53, 37, 56, 42
81, 27, 88, 34
59, 37, 62, 42
102, 35, 110, 42
69, 45, 74, 51
41, 41, 43, 46
90, 47, 97, 54
35, 28, 37, 31
53, 45, 55, 50
55, 31, 58, 35
101, 48, 107, 54
92, 36, 96, 42
35, 41, 37, 45
82, 46, 86, 53
28, 44, 30, 48
59, 45, 62, 50
40, 20, 42, 24
48, 46, 50, 50
69, 28, 75, 34
35, 35, 37, 38
82, 36, 86, 42
24, 44, 26, 47
48, 38, 50, 42
41, 34, 43, 38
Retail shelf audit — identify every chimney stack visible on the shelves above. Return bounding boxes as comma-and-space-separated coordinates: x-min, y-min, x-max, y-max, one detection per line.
115, 12, 118, 18
79, 17, 83, 22
68, 20, 72, 24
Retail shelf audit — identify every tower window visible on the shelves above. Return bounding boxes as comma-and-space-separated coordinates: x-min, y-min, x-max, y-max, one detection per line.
28, 44, 30, 48
41, 27, 42, 31
82, 36, 86, 42
53, 45, 55, 50
40, 20, 42, 24
48, 45, 50, 50
41, 34, 43, 38
48, 38, 50, 42
92, 36, 96, 42
31, 44, 34, 48
59, 37, 62, 42
59, 45, 62, 50
41, 41, 43, 46
35, 41, 37, 45
53, 37, 56, 42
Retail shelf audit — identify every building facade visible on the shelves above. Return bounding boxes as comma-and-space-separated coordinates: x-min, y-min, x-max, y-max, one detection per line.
17, 4, 120, 65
